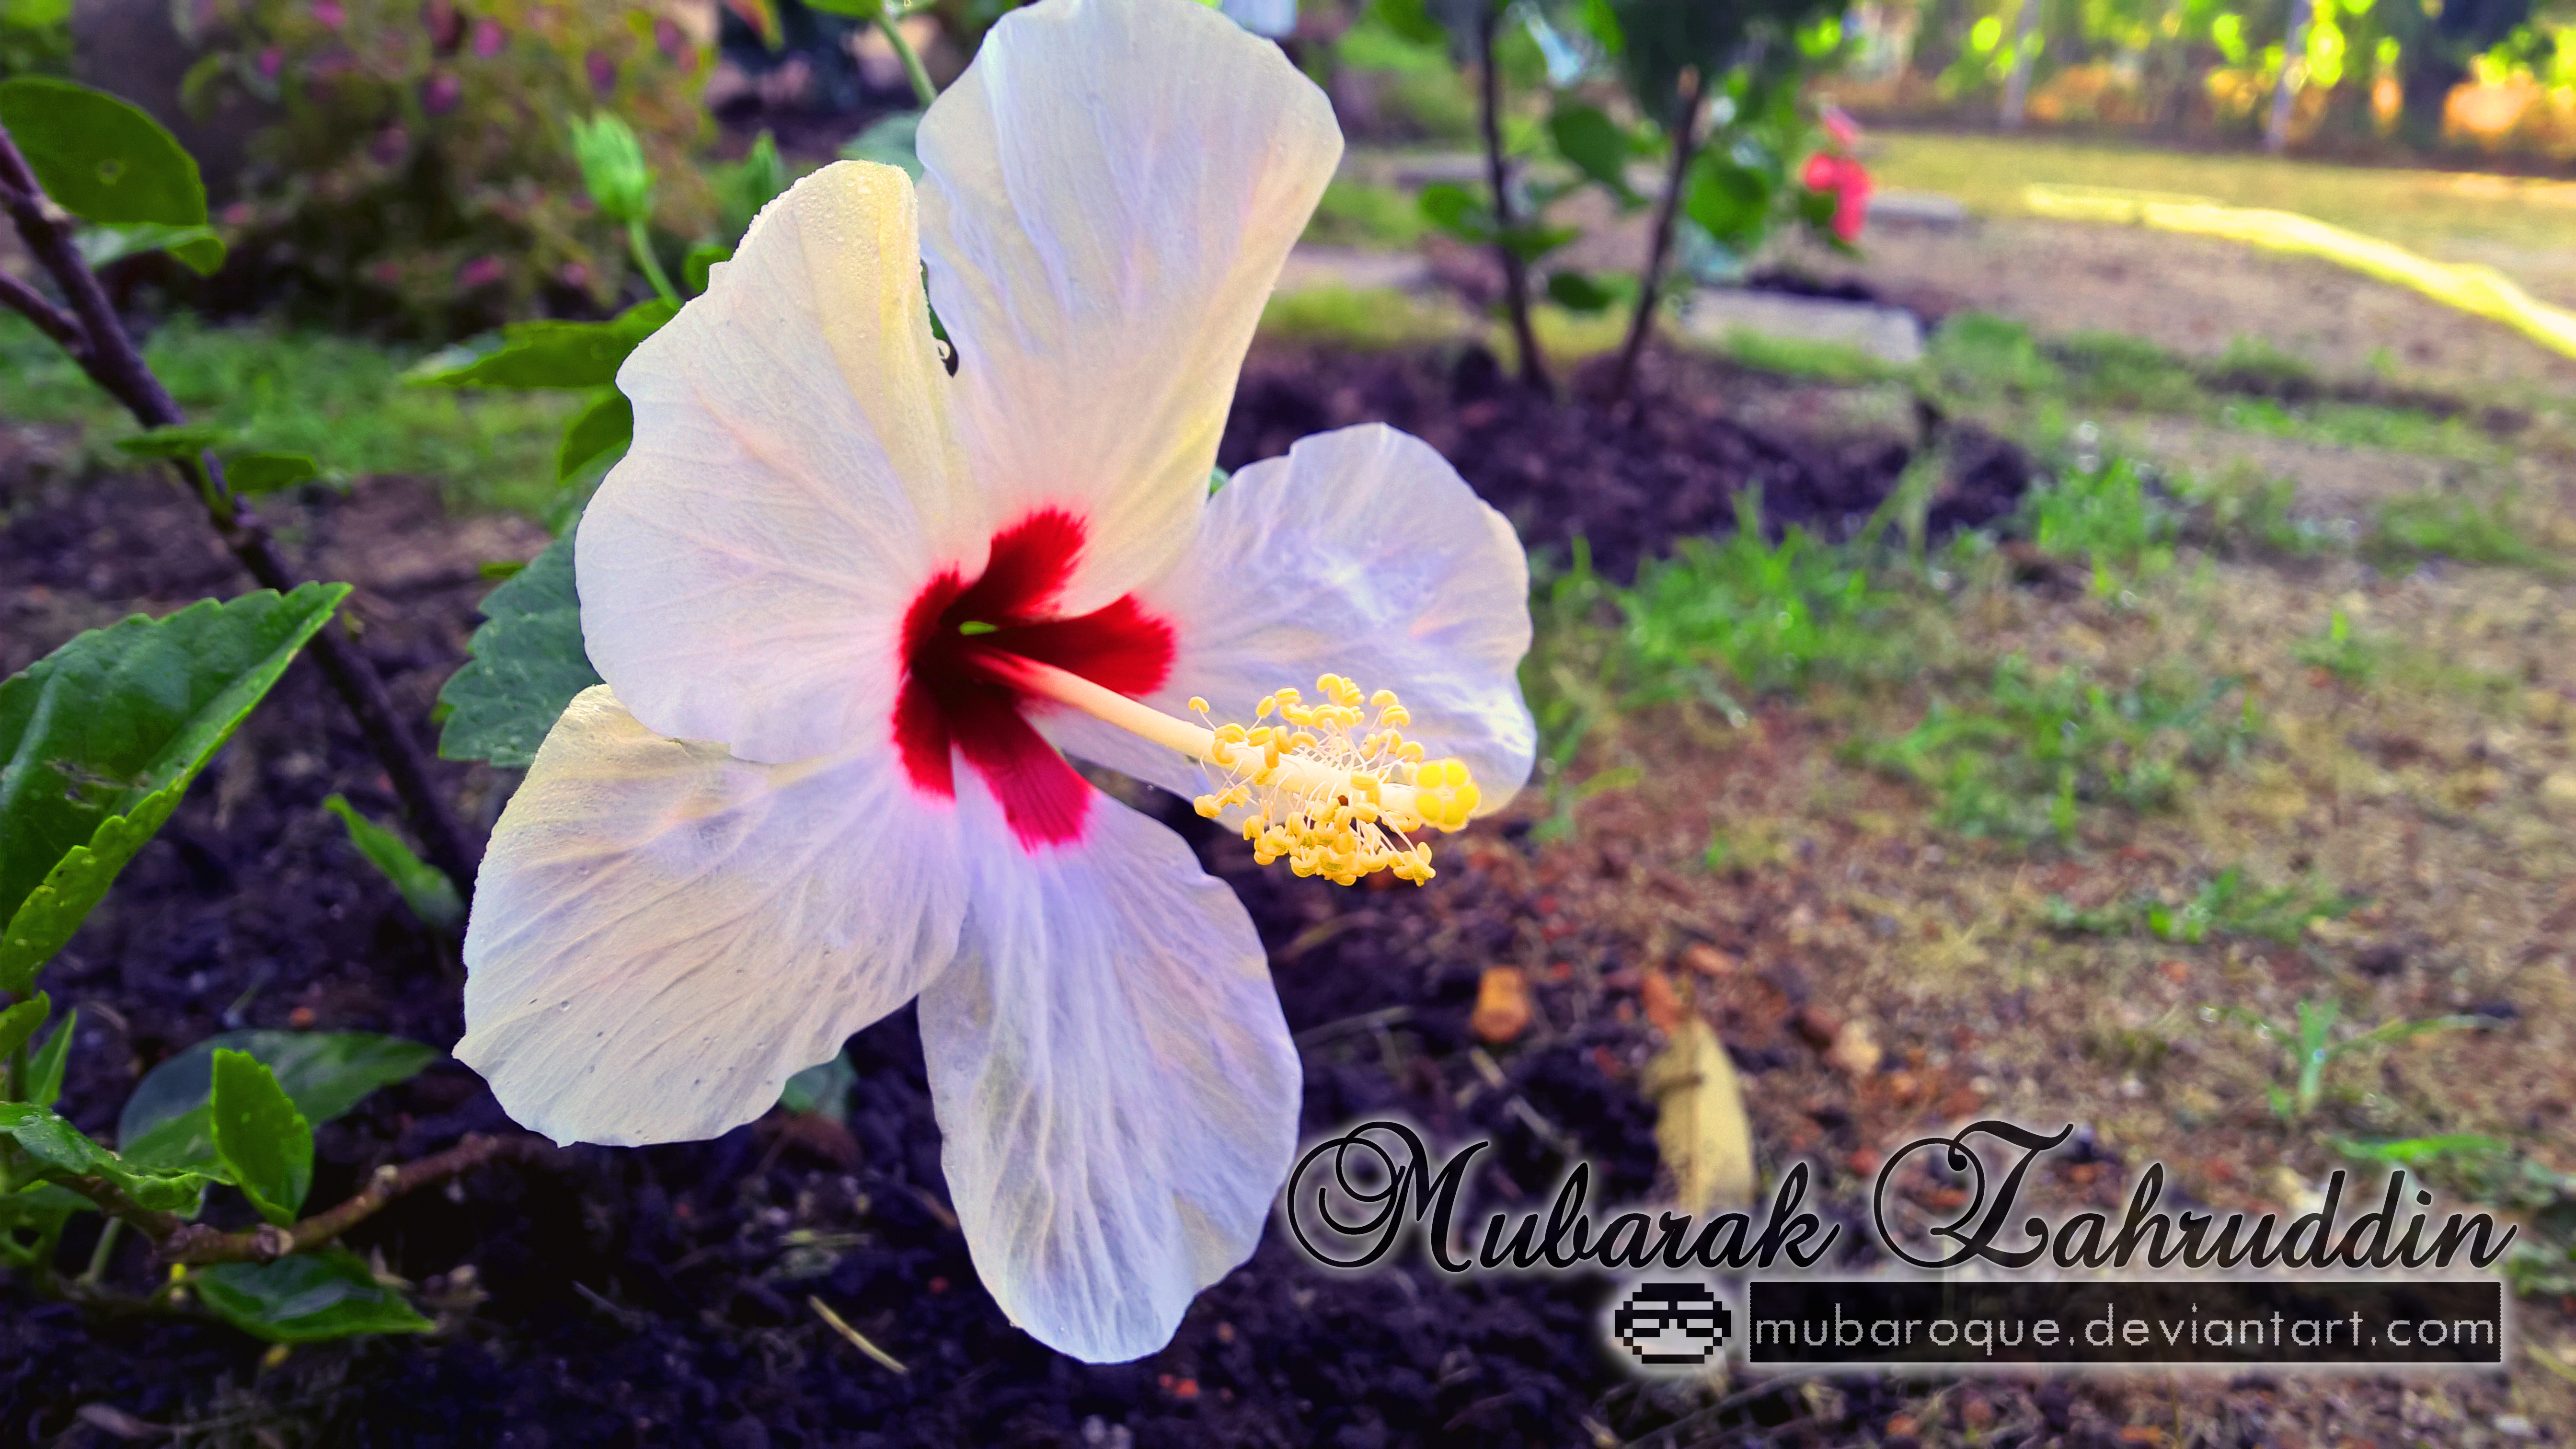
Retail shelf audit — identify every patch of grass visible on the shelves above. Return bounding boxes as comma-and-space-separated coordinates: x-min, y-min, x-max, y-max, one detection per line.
1863, 654, 2261, 844
2013, 449, 2181, 593
2052, 330, 2203, 412
1301, 178, 1430, 250
1620, 495, 1911, 708
2367, 488, 2565, 576
2205, 998, 2478, 1123
2167, 461, 2346, 558
1926, 312, 2061, 399
1257, 284, 1465, 350
1865, 131, 2576, 266
0, 311, 577, 516
2209, 334, 2318, 395
2045, 865, 2361, 944
1714, 328, 1901, 385
2219, 396, 2495, 460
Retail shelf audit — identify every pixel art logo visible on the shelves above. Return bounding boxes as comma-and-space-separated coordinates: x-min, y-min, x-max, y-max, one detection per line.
1614, 1282, 1732, 1365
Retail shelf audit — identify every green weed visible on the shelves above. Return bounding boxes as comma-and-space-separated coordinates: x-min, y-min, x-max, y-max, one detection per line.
2206, 998, 2477, 1123
1714, 329, 1901, 385
2045, 866, 2360, 944
1927, 312, 2061, 399
2052, 330, 2203, 413
2292, 608, 2378, 684
1863, 655, 2260, 844
2013, 449, 2180, 594
2167, 462, 2345, 558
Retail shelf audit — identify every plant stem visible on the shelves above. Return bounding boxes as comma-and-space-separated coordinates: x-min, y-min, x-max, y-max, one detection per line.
58, 1133, 550, 1268
0, 127, 480, 902
1476, 7, 1550, 395
626, 216, 681, 307
80, 1217, 124, 1286
878, 11, 940, 110
1608, 64, 1712, 412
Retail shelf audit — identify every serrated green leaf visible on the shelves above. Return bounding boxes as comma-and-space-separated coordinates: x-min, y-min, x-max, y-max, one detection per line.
0, 584, 351, 993
0, 77, 207, 228
118, 1030, 438, 1170
225, 453, 320, 494
73, 221, 228, 276
0, 992, 47, 1068
196, 1248, 434, 1343
557, 391, 632, 482
435, 526, 602, 768
209, 1048, 312, 1226
113, 423, 230, 459
321, 795, 464, 930
23, 1007, 71, 1108
406, 299, 675, 390
0, 1101, 212, 1212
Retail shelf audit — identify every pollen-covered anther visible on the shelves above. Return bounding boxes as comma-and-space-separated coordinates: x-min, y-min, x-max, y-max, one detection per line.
1188, 674, 1477, 887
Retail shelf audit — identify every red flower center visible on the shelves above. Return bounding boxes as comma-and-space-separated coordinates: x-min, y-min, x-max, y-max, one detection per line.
894, 509, 1174, 849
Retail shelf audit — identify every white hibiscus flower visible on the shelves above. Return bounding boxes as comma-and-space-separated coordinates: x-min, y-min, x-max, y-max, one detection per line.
456, 0, 1535, 1363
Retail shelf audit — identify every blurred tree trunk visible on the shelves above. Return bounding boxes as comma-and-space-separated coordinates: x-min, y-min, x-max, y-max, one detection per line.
2265, 0, 2314, 151
1999, 0, 2042, 127
1476, 7, 1551, 393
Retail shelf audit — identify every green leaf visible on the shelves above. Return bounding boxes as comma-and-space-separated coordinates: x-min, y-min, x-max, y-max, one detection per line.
225, 453, 320, 494
0, 77, 207, 227
0, 584, 351, 993
804, 0, 887, 17
713, 129, 790, 240
1685, 150, 1774, 248
73, 221, 227, 276
0, 992, 48, 1068
1369, 0, 1450, 46
113, 423, 230, 459
406, 300, 675, 390
0, 1102, 211, 1212
1495, 220, 1579, 263
777, 1052, 854, 1125
1545, 269, 1619, 312
557, 391, 633, 482
839, 110, 921, 181
321, 795, 464, 930
118, 1030, 440, 1171
209, 1048, 312, 1226
23, 1007, 71, 1108
1416, 181, 1491, 243
196, 1248, 434, 1343
1548, 102, 1637, 202
0, 1182, 91, 1239
682, 243, 731, 297
435, 525, 602, 768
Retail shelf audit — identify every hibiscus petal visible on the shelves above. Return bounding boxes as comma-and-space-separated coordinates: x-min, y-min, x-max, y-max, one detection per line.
583, 161, 976, 765
1045, 423, 1537, 817
459, 687, 969, 1148
919, 778, 1297, 1362
917, 0, 1341, 616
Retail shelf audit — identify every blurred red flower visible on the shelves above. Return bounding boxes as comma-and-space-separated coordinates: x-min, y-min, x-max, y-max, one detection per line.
1801, 152, 1872, 243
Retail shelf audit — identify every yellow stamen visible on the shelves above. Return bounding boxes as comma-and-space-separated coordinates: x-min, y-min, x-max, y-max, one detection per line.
985, 656, 1479, 886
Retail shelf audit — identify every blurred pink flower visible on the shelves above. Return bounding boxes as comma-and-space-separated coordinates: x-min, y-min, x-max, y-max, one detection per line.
654, 17, 689, 62
1821, 105, 1861, 151
423, 69, 462, 115
557, 260, 591, 290
473, 18, 505, 57
586, 51, 617, 94
368, 259, 403, 285
368, 125, 411, 165
458, 255, 507, 289
257, 46, 285, 79
313, 0, 345, 28
1802, 153, 1872, 244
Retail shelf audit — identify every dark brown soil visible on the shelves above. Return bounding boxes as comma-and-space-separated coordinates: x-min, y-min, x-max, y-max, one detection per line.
0, 347, 2018, 1448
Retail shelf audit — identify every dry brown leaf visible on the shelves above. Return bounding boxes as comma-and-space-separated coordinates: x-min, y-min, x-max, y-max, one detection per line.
1823, 1019, 1882, 1079
1469, 966, 1532, 1044
1639, 967, 1683, 1033
1642, 1016, 1756, 1211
